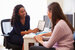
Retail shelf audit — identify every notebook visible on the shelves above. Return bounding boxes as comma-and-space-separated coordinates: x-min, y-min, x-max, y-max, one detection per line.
23, 20, 46, 38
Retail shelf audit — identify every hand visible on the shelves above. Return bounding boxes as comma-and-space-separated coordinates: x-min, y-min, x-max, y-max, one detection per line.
34, 35, 43, 42
32, 28, 39, 33
21, 31, 28, 35
28, 30, 33, 33
21, 30, 32, 35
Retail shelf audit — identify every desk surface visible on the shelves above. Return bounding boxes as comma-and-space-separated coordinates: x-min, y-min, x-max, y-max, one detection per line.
23, 35, 50, 50
23, 35, 37, 50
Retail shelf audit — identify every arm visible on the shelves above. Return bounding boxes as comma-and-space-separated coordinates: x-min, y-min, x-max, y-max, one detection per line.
21, 15, 31, 35
39, 32, 52, 36
21, 30, 32, 35
31, 28, 39, 33
34, 25, 64, 48
21, 28, 39, 35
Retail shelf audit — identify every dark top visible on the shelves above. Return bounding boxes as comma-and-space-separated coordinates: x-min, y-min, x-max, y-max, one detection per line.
8, 15, 30, 46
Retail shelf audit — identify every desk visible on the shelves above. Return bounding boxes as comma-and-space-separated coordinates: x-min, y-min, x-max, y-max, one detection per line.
23, 35, 50, 50
23, 36, 37, 50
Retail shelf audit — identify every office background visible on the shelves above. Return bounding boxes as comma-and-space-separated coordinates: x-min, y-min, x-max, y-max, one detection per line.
0, 0, 75, 49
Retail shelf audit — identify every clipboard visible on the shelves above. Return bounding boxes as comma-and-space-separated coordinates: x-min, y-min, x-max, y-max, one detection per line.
37, 20, 45, 31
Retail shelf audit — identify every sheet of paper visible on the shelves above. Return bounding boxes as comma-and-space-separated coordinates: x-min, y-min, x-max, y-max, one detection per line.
37, 20, 45, 30
23, 33, 36, 38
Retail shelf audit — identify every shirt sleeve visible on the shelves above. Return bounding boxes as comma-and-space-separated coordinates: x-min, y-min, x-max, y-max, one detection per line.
26, 15, 30, 31
42, 24, 65, 48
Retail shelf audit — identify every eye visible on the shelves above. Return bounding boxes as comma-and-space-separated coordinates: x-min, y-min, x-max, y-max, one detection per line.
21, 10, 25, 13
20, 11, 23, 13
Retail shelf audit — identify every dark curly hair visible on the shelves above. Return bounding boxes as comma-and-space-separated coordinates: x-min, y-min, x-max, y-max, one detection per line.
11, 4, 27, 26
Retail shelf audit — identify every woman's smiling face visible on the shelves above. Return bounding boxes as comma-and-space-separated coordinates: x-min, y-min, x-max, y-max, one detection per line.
18, 7, 26, 18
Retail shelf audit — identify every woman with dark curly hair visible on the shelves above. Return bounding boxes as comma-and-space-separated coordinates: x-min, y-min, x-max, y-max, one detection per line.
7, 4, 39, 50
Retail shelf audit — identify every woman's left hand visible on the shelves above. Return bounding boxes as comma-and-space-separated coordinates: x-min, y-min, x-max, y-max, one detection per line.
34, 35, 43, 44
32, 28, 39, 33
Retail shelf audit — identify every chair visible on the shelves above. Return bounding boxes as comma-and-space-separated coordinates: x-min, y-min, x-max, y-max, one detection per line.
1, 19, 22, 50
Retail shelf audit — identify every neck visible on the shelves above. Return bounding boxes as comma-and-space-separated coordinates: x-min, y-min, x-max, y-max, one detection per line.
20, 17, 25, 19
56, 19, 60, 24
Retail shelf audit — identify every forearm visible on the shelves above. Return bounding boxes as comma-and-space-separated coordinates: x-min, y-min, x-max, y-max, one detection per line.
21, 31, 30, 35
41, 32, 52, 36
28, 28, 39, 33
21, 30, 32, 35
21, 28, 39, 35
32, 28, 39, 33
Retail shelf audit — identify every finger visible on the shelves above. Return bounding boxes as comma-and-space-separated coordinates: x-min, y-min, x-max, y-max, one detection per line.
34, 36, 36, 40
34, 36, 38, 42
34, 35, 37, 38
34, 37, 38, 42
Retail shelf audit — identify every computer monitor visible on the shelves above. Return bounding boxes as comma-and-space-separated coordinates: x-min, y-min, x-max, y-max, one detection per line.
66, 14, 73, 27
44, 14, 74, 29
43, 15, 51, 29
74, 13, 75, 29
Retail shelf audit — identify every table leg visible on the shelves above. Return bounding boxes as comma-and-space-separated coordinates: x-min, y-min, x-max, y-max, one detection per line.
24, 40, 29, 50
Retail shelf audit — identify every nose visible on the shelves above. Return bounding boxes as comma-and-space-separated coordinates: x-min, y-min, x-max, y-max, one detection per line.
23, 11, 26, 16
23, 11, 25, 14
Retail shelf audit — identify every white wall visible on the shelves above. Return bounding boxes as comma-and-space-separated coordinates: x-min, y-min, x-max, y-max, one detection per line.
47, 0, 63, 10
0, 0, 47, 46
0, 0, 47, 29
47, 0, 75, 27
47, 0, 75, 13
63, 0, 75, 14
63, 0, 75, 27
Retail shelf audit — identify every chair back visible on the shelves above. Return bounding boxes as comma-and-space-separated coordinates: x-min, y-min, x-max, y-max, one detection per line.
1, 19, 13, 34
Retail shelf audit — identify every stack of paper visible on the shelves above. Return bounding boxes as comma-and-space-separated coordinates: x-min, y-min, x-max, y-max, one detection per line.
23, 33, 36, 38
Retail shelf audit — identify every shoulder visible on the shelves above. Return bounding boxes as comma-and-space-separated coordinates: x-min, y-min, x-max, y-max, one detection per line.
56, 20, 67, 27
53, 20, 67, 35
54, 20, 68, 32
55, 19, 72, 33
25, 15, 30, 19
